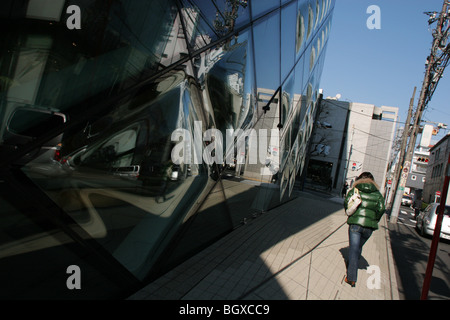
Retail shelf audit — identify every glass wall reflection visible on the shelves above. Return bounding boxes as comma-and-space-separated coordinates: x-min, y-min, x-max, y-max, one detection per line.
0, 0, 335, 298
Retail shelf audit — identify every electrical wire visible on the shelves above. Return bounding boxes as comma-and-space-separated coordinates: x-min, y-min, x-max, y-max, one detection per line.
323, 99, 408, 126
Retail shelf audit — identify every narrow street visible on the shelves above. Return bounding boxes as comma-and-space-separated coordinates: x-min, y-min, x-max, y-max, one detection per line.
388, 206, 450, 300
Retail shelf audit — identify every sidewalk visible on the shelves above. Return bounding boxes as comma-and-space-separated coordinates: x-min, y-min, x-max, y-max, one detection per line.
128, 191, 400, 300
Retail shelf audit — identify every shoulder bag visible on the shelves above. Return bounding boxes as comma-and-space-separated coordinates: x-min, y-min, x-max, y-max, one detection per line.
345, 187, 361, 216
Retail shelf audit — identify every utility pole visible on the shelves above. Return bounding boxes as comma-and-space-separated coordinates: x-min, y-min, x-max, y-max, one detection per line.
390, 0, 450, 223
387, 87, 415, 219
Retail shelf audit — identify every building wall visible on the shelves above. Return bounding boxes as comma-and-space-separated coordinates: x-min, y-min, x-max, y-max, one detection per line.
0, 0, 336, 299
423, 134, 450, 203
347, 103, 375, 181
308, 100, 397, 195
347, 104, 397, 194
364, 109, 397, 194
307, 99, 349, 192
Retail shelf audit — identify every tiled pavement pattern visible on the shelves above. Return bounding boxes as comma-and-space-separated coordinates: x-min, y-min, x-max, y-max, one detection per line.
128, 191, 400, 300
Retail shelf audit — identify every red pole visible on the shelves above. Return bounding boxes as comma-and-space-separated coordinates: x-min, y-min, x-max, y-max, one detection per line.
421, 154, 450, 300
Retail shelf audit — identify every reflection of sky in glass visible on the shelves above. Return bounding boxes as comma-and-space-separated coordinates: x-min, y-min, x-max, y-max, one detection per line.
253, 11, 280, 90
180, 0, 334, 96
251, 0, 279, 19
251, 0, 333, 94
281, 2, 297, 81
296, 0, 310, 59
237, 30, 255, 112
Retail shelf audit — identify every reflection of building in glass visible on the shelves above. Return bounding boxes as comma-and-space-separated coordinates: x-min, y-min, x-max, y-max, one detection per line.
0, 0, 335, 299
307, 99, 398, 196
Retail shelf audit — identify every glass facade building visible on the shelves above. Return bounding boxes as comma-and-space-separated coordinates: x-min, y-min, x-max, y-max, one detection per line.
0, 0, 334, 299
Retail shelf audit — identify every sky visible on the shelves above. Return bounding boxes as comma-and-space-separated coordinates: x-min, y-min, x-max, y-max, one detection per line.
320, 0, 450, 145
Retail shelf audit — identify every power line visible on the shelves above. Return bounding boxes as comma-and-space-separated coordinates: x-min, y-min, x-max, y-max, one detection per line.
353, 127, 393, 142
390, 0, 450, 224
323, 99, 408, 126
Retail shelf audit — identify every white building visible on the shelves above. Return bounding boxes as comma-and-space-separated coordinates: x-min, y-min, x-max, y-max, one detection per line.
307, 99, 398, 195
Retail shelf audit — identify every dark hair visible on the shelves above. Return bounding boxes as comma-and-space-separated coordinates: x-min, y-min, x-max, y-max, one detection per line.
356, 172, 375, 181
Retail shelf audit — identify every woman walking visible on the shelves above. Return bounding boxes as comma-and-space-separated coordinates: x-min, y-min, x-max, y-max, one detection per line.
343, 172, 385, 287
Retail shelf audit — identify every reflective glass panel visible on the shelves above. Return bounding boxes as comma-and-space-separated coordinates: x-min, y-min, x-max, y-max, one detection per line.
253, 11, 281, 92
251, 0, 280, 19
281, 2, 297, 81
187, 0, 250, 39
307, 3, 313, 40
178, 2, 220, 50
0, 0, 190, 158
294, 51, 306, 97
296, 0, 309, 57
0, 191, 128, 299
22, 70, 215, 280
204, 28, 256, 136
213, 0, 251, 33
281, 70, 296, 131
156, 180, 233, 269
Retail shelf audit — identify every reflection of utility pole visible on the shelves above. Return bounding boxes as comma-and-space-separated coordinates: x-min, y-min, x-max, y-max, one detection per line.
388, 87, 415, 221
390, 0, 450, 223
213, 0, 248, 36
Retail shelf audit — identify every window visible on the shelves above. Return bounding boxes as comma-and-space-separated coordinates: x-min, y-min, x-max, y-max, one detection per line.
296, 10, 306, 53
435, 148, 441, 161
307, 5, 313, 39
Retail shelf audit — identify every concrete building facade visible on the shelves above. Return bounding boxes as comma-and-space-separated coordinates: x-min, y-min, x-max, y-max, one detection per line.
307, 99, 398, 196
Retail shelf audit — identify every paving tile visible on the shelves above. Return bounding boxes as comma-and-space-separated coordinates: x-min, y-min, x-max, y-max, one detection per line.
128, 192, 399, 301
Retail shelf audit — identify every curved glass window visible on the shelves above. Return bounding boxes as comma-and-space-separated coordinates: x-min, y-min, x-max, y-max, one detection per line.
251, 0, 279, 20
322, 30, 326, 50
296, 9, 305, 54
254, 11, 281, 91
317, 38, 321, 57
310, 46, 316, 71
205, 28, 256, 134
0, 0, 190, 155
282, 2, 297, 80
281, 70, 295, 130
315, 0, 320, 29
0, 0, 336, 299
22, 70, 215, 280
185, 0, 250, 40
320, 0, 325, 23
307, 5, 313, 39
